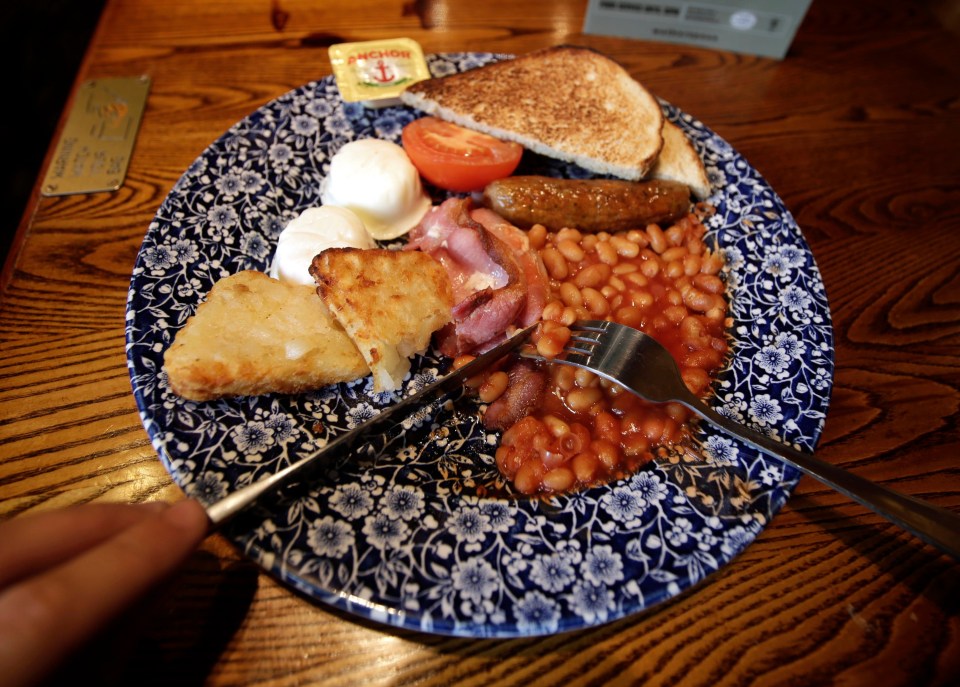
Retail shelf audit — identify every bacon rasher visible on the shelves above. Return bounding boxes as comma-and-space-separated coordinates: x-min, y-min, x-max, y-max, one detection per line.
406, 197, 548, 357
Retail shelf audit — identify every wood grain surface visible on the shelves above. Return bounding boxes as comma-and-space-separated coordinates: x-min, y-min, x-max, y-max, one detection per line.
1, 0, 958, 685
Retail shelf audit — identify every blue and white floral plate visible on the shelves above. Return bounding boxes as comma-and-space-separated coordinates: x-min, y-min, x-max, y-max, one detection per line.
126, 52, 834, 637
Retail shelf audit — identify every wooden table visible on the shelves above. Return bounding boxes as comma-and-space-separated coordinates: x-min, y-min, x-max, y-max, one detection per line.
2, 0, 958, 684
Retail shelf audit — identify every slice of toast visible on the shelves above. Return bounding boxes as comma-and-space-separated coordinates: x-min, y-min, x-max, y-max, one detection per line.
164, 270, 368, 401
310, 248, 454, 392
649, 119, 712, 200
400, 45, 664, 180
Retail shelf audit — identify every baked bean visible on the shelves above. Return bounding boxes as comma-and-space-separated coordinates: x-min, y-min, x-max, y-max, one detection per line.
601, 285, 618, 299
541, 247, 569, 280
594, 411, 621, 443
528, 223, 548, 250
543, 414, 570, 438
701, 251, 723, 275
693, 273, 725, 294
495, 445, 515, 476
556, 227, 583, 243
611, 235, 640, 258
581, 234, 598, 252
705, 306, 725, 323
640, 258, 661, 278
479, 371, 509, 403
666, 223, 686, 247
560, 306, 578, 326
574, 263, 612, 288
681, 367, 711, 395
683, 254, 701, 276
553, 364, 576, 391
682, 286, 715, 313
536, 325, 571, 358
683, 348, 721, 369
625, 229, 649, 247
603, 378, 626, 397
660, 417, 680, 444
596, 240, 619, 265
642, 415, 665, 442
541, 300, 565, 323
567, 387, 602, 412
647, 224, 668, 253
452, 355, 475, 370
622, 433, 650, 457
613, 262, 639, 274
591, 439, 621, 470
634, 290, 655, 309
664, 261, 684, 279
514, 460, 545, 494
608, 275, 626, 292
500, 415, 541, 448
686, 237, 704, 255
614, 305, 645, 329
624, 271, 649, 288
543, 467, 576, 492
680, 315, 707, 346
664, 305, 688, 325
661, 246, 687, 263
582, 287, 610, 316
572, 452, 601, 482
557, 239, 585, 262
559, 282, 583, 308
574, 367, 598, 388
665, 403, 689, 424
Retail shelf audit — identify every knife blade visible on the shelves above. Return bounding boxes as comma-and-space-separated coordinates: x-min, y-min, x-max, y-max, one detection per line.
205, 324, 536, 529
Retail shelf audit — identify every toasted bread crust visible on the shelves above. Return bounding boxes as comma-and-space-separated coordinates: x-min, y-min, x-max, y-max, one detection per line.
310, 248, 454, 392
164, 270, 368, 401
401, 46, 664, 180
649, 119, 712, 199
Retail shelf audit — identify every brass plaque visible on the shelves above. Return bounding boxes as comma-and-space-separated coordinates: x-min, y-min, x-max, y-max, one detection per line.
41, 76, 150, 196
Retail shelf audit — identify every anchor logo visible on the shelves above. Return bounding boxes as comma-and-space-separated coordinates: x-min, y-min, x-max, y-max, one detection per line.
370, 59, 395, 83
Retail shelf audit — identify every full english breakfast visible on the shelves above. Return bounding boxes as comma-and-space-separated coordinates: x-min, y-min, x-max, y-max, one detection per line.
163, 44, 724, 496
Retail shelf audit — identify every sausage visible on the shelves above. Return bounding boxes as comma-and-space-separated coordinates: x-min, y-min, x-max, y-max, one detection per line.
480, 176, 692, 232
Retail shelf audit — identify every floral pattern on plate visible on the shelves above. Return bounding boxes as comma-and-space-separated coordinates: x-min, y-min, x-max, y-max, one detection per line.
125, 52, 834, 638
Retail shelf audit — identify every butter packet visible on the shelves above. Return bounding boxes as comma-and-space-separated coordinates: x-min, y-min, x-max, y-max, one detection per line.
329, 38, 430, 108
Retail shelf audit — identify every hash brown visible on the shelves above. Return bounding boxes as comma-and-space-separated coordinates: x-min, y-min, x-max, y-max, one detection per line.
164, 270, 368, 401
310, 248, 454, 392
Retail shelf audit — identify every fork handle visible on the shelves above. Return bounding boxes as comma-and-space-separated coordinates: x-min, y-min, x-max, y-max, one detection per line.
687, 399, 960, 560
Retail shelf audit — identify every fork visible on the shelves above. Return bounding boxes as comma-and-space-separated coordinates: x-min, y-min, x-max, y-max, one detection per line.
523, 319, 960, 560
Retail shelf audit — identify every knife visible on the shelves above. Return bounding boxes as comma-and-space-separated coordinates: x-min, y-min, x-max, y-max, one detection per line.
204, 324, 536, 529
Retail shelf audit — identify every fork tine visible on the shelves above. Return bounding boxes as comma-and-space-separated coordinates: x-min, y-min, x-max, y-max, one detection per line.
569, 319, 609, 333
559, 348, 592, 366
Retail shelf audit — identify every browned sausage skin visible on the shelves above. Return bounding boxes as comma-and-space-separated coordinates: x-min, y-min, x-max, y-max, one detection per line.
480, 176, 691, 232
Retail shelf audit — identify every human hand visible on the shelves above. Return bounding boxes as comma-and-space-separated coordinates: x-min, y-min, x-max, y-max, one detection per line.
0, 499, 210, 687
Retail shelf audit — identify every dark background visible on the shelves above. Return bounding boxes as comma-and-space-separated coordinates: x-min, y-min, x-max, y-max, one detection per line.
1, 0, 106, 268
